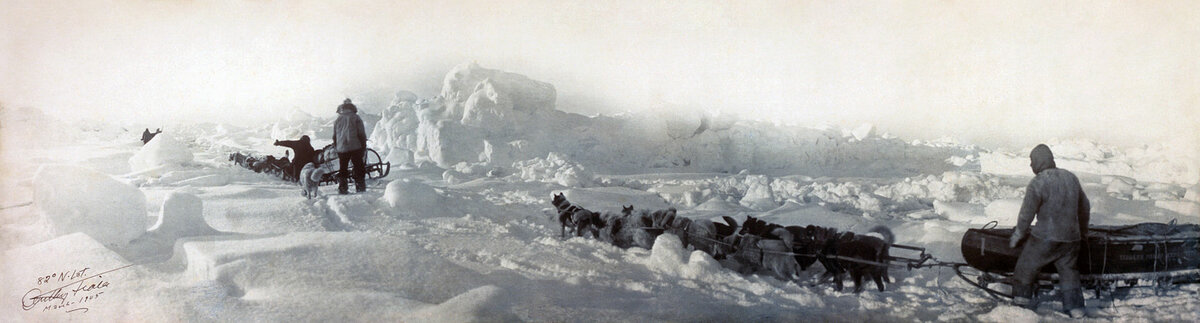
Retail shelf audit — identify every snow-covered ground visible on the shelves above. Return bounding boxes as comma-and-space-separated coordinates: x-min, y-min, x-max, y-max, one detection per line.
1, 66, 1197, 322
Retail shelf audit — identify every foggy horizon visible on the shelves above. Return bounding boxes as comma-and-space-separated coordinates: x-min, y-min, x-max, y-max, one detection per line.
2, 1, 1197, 151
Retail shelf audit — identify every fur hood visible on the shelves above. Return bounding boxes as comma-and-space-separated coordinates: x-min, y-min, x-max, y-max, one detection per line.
337, 100, 358, 114
1030, 144, 1056, 175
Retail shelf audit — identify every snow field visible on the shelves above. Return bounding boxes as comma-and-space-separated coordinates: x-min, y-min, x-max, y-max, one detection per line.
1, 64, 1197, 322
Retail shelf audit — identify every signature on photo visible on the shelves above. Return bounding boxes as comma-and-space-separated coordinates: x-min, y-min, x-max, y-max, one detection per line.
21, 264, 133, 314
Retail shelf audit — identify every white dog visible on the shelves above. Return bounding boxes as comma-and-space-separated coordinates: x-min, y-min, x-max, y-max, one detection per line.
300, 162, 333, 199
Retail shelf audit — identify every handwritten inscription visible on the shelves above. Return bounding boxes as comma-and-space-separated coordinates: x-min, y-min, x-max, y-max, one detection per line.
36, 267, 89, 286
21, 264, 131, 314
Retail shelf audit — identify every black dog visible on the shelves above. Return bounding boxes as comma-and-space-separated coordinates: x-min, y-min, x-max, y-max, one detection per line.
708, 216, 740, 259
551, 193, 602, 239
804, 225, 894, 292
741, 216, 814, 270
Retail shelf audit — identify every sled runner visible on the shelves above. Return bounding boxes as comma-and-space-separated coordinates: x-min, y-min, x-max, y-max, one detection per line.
956, 220, 1200, 299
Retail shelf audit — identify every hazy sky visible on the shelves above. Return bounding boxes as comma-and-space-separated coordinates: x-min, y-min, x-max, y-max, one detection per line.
2, 0, 1196, 149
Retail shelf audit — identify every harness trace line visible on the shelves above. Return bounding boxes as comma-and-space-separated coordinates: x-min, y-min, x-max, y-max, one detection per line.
638, 226, 951, 271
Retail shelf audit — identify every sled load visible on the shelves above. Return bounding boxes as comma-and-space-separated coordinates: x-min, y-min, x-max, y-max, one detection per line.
957, 220, 1200, 298
310, 144, 391, 185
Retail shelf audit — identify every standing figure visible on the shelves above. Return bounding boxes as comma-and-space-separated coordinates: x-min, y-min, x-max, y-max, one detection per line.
1009, 144, 1090, 318
275, 135, 317, 182
141, 128, 162, 145
332, 98, 368, 194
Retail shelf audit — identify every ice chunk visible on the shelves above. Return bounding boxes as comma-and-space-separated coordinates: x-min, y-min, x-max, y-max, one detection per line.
461, 79, 516, 133
370, 98, 421, 160
442, 62, 556, 118
147, 191, 218, 239
479, 140, 537, 165
983, 199, 1022, 226
383, 179, 444, 215
388, 63, 557, 167
644, 234, 723, 280
1144, 182, 1185, 200
416, 120, 484, 168
393, 90, 419, 103
513, 153, 594, 187
946, 156, 967, 167
1155, 200, 1198, 217
693, 196, 749, 212
647, 184, 710, 207
646, 234, 688, 273
33, 165, 148, 247
933, 200, 986, 224
554, 166, 591, 188
129, 133, 193, 173
1187, 185, 1200, 203
983, 140, 1197, 186
851, 123, 875, 141
979, 151, 1029, 176
739, 175, 778, 211
1106, 177, 1136, 198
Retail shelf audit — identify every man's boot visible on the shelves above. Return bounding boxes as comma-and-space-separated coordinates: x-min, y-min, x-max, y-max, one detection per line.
356, 182, 367, 193
338, 177, 349, 195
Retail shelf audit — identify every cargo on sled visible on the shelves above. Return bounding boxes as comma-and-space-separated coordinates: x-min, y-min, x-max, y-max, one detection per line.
956, 220, 1200, 298
311, 144, 391, 185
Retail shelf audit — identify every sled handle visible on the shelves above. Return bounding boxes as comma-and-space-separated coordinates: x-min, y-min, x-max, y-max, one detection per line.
982, 221, 999, 230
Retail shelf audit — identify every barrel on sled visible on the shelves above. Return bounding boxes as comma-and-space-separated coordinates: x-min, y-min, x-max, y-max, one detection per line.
961, 222, 1200, 276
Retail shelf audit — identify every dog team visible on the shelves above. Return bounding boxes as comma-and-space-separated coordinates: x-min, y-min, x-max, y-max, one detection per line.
552, 192, 895, 293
